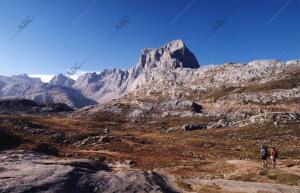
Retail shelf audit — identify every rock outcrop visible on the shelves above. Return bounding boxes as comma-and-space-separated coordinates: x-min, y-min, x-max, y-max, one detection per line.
134, 39, 199, 73
0, 151, 179, 193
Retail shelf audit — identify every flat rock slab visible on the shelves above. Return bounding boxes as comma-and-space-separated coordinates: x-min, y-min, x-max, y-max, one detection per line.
0, 150, 178, 193
194, 179, 300, 193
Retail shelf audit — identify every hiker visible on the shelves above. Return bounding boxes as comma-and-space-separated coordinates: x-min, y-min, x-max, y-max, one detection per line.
271, 147, 278, 168
261, 145, 269, 167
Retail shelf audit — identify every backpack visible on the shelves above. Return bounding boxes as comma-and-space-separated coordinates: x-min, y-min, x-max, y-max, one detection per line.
261, 148, 269, 157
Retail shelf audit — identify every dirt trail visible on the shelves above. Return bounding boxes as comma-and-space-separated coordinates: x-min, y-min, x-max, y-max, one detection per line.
193, 179, 300, 193
177, 159, 300, 193
226, 160, 261, 178
279, 164, 300, 177
227, 159, 300, 177
76, 149, 128, 157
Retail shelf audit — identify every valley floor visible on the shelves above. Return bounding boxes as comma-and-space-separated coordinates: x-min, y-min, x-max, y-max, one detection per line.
0, 114, 299, 193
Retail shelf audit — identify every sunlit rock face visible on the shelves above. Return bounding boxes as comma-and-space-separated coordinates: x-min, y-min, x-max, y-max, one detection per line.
73, 39, 200, 103
136, 39, 199, 71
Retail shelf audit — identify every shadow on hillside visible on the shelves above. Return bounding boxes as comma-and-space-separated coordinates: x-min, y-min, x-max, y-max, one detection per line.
0, 129, 22, 151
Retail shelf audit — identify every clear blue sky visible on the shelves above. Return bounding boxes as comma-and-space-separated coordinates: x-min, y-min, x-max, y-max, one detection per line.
0, 0, 299, 78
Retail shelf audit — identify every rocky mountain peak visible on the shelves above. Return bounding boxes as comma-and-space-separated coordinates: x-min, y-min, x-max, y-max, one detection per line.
136, 39, 199, 72
76, 72, 100, 84
10, 74, 42, 85
163, 39, 185, 51
13, 73, 30, 78
50, 73, 75, 87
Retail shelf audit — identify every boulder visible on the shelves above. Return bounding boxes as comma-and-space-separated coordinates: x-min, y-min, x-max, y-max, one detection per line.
181, 123, 206, 131
207, 119, 229, 129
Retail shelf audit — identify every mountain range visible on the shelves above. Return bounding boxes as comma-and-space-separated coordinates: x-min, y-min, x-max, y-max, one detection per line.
0, 39, 299, 110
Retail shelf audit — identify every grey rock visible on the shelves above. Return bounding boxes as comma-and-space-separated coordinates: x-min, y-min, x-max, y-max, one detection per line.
74, 135, 119, 147
136, 39, 199, 72
181, 123, 206, 131
0, 151, 179, 193
248, 112, 300, 124
207, 119, 229, 129
165, 127, 179, 133
73, 69, 129, 103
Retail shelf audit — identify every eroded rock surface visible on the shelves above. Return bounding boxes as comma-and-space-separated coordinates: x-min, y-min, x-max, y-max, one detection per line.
0, 151, 179, 193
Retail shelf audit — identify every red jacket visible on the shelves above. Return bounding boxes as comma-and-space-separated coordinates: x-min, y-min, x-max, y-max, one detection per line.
271, 149, 278, 159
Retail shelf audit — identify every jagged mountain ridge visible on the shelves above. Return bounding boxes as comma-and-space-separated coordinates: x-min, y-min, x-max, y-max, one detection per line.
0, 39, 299, 109
72, 39, 200, 103
71, 40, 299, 105
74, 58, 299, 129
0, 74, 96, 108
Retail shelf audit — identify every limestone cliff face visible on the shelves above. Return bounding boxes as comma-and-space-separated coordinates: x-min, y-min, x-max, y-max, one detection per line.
135, 39, 199, 71
73, 39, 200, 103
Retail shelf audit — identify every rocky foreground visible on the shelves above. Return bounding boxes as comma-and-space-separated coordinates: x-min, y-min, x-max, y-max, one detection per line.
0, 151, 179, 193
0, 109, 299, 192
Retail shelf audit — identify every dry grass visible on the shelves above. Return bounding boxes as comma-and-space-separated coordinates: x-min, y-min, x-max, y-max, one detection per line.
175, 180, 193, 192
231, 168, 300, 186
0, 113, 299, 183
194, 184, 226, 193
268, 172, 300, 185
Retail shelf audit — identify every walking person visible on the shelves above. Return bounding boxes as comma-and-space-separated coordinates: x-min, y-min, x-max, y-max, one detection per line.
271, 147, 278, 168
261, 145, 269, 167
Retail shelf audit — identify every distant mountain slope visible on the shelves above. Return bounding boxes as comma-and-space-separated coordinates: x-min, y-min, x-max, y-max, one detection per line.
0, 75, 96, 108
0, 98, 73, 114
